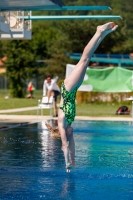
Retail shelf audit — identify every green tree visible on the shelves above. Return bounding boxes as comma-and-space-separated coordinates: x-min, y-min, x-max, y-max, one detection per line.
0, 41, 6, 58
31, 20, 65, 80
2, 0, 133, 97
4, 40, 36, 98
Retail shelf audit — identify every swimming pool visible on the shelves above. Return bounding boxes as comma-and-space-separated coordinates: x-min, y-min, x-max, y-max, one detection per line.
0, 120, 133, 200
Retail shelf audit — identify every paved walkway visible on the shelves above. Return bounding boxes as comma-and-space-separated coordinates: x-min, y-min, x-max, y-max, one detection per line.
0, 107, 133, 123
0, 106, 38, 113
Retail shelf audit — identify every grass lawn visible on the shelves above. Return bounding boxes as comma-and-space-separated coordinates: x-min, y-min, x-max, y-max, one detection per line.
0, 89, 132, 117
76, 103, 131, 117
0, 89, 42, 109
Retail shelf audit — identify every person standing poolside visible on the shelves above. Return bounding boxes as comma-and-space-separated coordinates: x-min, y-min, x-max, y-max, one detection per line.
43, 75, 60, 117
46, 22, 118, 172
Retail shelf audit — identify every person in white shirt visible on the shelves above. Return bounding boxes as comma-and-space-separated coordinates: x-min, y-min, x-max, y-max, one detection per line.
43, 75, 60, 117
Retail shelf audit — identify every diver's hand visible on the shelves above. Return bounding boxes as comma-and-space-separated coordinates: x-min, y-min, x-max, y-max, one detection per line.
66, 168, 71, 173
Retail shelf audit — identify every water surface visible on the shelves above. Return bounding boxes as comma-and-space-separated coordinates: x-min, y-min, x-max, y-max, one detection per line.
0, 120, 133, 200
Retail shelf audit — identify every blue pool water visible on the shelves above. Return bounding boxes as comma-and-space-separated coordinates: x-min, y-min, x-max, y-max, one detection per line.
0, 120, 133, 200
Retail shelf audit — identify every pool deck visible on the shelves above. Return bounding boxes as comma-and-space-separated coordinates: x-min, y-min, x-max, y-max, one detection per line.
0, 106, 133, 123
0, 114, 133, 123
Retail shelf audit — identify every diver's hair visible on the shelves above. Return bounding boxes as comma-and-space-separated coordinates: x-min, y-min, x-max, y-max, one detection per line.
45, 122, 61, 140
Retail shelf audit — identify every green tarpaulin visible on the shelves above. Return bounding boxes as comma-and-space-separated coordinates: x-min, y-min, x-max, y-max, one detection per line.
66, 64, 133, 92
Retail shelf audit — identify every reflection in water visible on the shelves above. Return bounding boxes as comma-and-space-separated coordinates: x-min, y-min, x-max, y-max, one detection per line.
38, 120, 51, 168
38, 120, 63, 169
0, 121, 63, 168
60, 176, 75, 199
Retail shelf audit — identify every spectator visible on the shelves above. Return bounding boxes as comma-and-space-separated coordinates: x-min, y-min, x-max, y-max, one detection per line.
43, 76, 60, 117
27, 81, 35, 99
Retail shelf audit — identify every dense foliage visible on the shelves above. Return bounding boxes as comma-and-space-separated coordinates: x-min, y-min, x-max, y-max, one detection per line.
1, 0, 133, 97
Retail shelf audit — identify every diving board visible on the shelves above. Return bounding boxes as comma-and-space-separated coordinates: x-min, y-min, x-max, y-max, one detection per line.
0, 0, 62, 39
0, 1, 121, 39
0, 4, 111, 11
0, 0, 62, 11
18, 15, 122, 20
37, 6, 111, 11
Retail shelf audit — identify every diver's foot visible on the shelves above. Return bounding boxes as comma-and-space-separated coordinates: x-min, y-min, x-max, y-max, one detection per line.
97, 22, 118, 34
66, 168, 70, 173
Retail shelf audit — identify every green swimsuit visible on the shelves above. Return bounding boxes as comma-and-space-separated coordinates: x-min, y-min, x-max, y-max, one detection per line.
59, 82, 78, 125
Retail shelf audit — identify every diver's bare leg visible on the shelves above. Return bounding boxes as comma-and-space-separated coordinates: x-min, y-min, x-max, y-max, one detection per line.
64, 22, 118, 92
